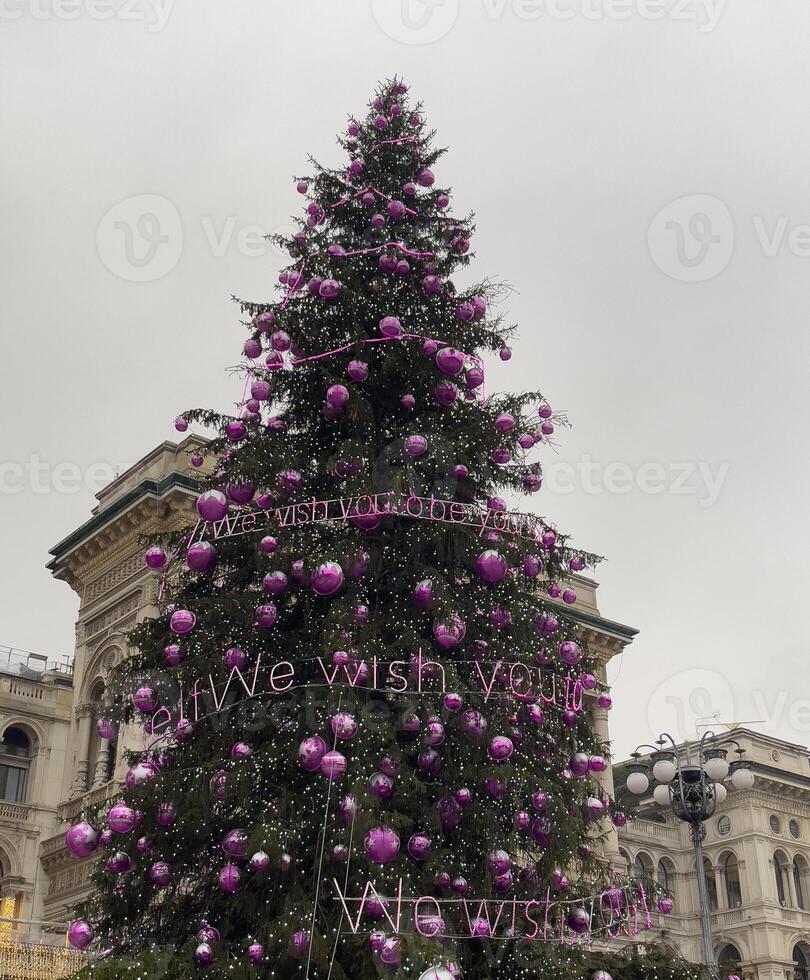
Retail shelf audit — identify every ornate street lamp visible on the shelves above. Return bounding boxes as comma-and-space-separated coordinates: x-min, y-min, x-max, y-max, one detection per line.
626, 733, 754, 978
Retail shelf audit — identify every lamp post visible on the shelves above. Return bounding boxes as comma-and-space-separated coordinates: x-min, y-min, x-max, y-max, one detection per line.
625, 733, 754, 979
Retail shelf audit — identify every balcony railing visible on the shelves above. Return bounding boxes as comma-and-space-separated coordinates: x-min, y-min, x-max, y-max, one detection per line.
0, 918, 85, 980
0, 801, 30, 822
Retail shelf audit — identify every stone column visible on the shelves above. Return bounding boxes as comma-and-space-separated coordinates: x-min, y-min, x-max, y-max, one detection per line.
590, 700, 622, 867
91, 745, 111, 789
714, 864, 726, 910
69, 703, 93, 799
787, 863, 798, 908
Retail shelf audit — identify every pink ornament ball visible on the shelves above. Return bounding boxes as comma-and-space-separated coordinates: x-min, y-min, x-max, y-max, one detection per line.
254, 603, 277, 628
435, 346, 465, 376
444, 692, 463, 711
226, 420, 247, 442
163, 643, 185, 667
298, 736, 327, 773
169, 608, 196, 635
559, 641, 583, 666
452, 464, 469, 479
657, 897, 674, 915
191, 454, 204, 467
195, 942, 214, 965
68, 920, 94, 950
371, 212, 385, 229
387, 199, 406, 220
563, 588, 577, 604
433, 615, 466, 649
569, 555, 585, 572
66, 820, 100, 859
125, 761, 159, 789
311, 561, 344, 596
570, 753, 590, 777
598, 693, 613, 709
404, 435, 428, 457
499, 346, 512, 361
149, 862, 172, 887
250, 851, 271, 872
331, 712, 358, 740
612, 811, 627, 828
196, 489, 228, 522
218, 863, 241, 893
379, 938, 401, 967
186, 541, 217, 573
221, 829, 248, 860
401, 393, 416, 410
157, 803, 176, 827
407, 834, 431, 861
247, 943, 264, 963
568, 907, 591, 934
489, 736, 514, 762
423, 274, 442, 296
364, 826, 400, 865
224, 647, 246, 670
297, 180, 309, 194
262, 571, 288, 595
326, 384, 350, 407
132, 687, 157, 712
320, 750, 347, 780
379, 315, 402, 338
457, 301, 475, 322
96, 718, 117, 740
259, 535, 277, 554
144, 546, 167, 569
475, 549, 508, 584
347, 360, 368, 382
319, 279, 341, 300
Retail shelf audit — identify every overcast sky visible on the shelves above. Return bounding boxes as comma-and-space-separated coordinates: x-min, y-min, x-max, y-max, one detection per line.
2, 0, 809, 760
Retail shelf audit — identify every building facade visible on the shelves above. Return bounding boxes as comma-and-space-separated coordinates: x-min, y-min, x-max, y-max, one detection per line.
616, 730, 810, 980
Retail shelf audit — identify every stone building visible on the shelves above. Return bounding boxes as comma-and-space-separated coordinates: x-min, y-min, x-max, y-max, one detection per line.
616, 729, 810, 980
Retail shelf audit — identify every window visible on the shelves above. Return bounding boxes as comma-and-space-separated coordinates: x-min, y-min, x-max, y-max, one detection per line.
770, 814, 782, 835
775, 852, 788, 905
703, 856, 718, 912
790, 819, 801, 840
724, 853, 742, 908
717, 816, 732, 836
795, 945, 810, 980
633, 853, 654, 884
657, 859, 672, 894
795, 857, 808, 911
718, 944, 742, 978
0, 728, 31, 803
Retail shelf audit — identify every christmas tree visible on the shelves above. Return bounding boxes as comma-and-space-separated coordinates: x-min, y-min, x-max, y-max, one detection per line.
65, 79, 703, 980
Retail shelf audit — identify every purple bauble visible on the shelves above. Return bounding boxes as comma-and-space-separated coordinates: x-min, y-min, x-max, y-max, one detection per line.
487, 849, 511, 875
319, 279, 341, 300
461, 710, 487, 738
531, 818, 551, 847
452, 464, 469, 479
311, 561, 344, 596
157, 803, 176, 827
259, 535, 277, 554
568, 907, 591, 935
223, 647, 246, 670
137, 836, 153, 857
413, 578, 433, 611
404, 435, 428, 457
488, 736, 514, 762
598, 693, 613, 709
444, 692, 463, 712
222, 829, 248, 861
347, 359, 369, 381
132, 687, 156, 712
326, 383, 350, 407
194, 942, 214, 965
379, 315, 402, 338
658, 897, 674, 915
570, 753, 590, 777
144, 546, 167, 569
169, 609, 196, 635
290, 929, 310, 961
125, 761, 159, 790
433, 382, 458, 407
247, 943, 264, 963
612, 811, 627, 828
66, 820, 100, 859
331, 712, 357, 740
186, 541, 217, 574
379, 938, 401, 967
248, 850, 270, 873
218, 863, 241, 893
418, 749, 441, 774
262, 571, 288, 595
423, 274, 442, 296
433, 615, 465, 649
298, 736, 327, 773
96, 718, 118, 740
585, 797, 605, 820
589, 755, 607, 773
196, 489, 229, 522
369, 772, 395, 800
254, 603, 277, 628
364, 826, 400, 865
68, 920, 94, 950
163, 644, 185, 667
471, 917, 491, 940
149, 862, 172, 887
401, 393, 416, 410
106, 851, 131, 874
435, 347, 465, 376
475, 549, 508, 584
559, 641, 582, 666
407, 834, 431, 861
320, 750, 347, 780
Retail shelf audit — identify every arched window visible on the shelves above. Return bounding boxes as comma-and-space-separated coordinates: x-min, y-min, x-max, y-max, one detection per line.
618, 849, 632, 878
657, 858, 674, 894
794, 944, 810, 980
774, 850, 788, 905
88, 680, 119, 788
724, 853, 742, 908
633, 852, 654, 880
703, 856, 718, 912
718, 944, 742, 979
794, 856, 808, 911
0, 727, 31, 803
